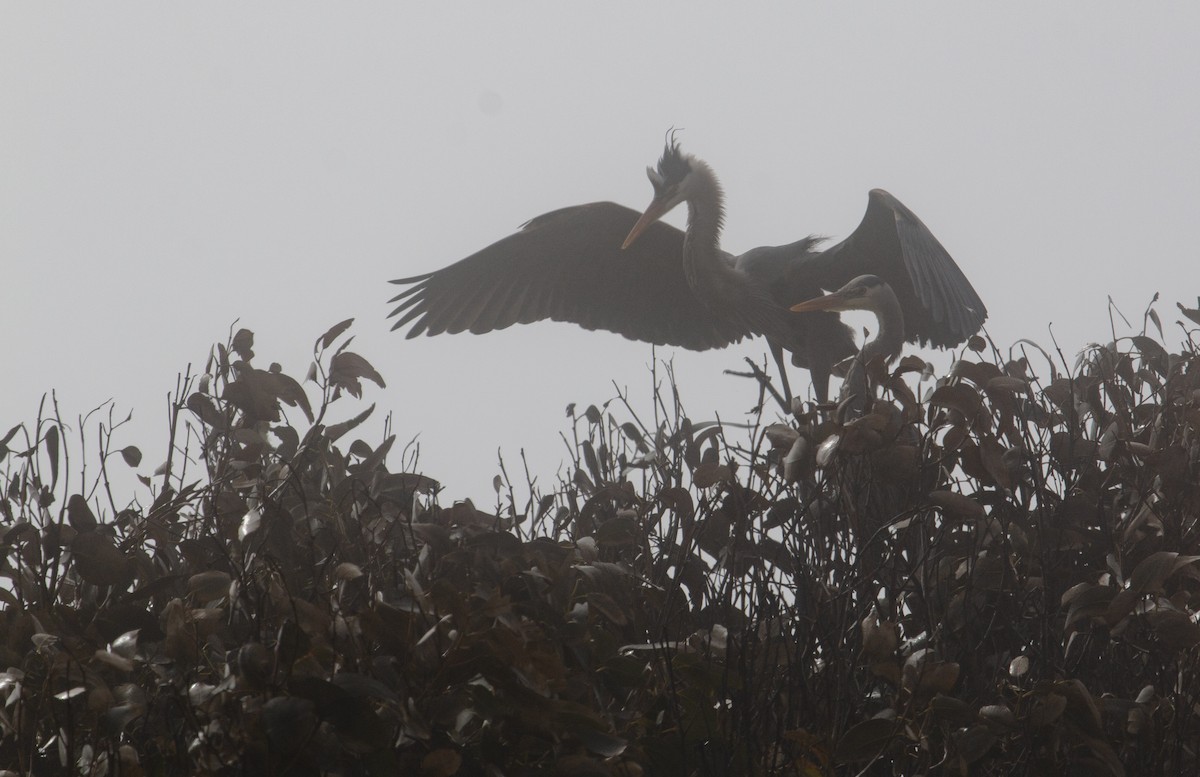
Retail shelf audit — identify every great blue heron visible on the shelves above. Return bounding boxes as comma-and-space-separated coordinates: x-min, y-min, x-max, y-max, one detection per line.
789, 274, 905, 402
389, 140, 986, 402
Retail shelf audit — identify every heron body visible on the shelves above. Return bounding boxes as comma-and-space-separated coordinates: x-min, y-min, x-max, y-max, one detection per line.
389, 140, 987, 402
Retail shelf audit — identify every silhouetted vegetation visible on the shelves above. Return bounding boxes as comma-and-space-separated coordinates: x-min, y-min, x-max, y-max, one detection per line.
2, 302, 1200, 776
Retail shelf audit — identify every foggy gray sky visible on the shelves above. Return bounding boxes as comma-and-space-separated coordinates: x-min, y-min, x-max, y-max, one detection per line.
3, 5, 1198, 507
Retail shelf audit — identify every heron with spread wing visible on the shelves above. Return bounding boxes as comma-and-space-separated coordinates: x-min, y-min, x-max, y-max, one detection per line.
389, 139, 986, 402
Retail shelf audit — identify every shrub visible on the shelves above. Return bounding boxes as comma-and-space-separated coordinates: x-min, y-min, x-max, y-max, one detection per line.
1, 304, 1199, 776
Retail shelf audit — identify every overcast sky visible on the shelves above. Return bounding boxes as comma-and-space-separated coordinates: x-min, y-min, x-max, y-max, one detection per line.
3, 5, 1198, 508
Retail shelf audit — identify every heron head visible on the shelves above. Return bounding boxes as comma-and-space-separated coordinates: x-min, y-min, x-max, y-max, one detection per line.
789, 275, 888, 315
622, 138, 696, 249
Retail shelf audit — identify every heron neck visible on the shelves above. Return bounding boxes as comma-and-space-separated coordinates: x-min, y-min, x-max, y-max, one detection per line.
863, 287, 906, 365
681, 161, 727, 292
842, 288, 905, 402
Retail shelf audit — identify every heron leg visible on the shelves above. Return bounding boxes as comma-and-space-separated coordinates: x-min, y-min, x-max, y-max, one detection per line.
808, 361, 831, 405
769, 341, 794, 406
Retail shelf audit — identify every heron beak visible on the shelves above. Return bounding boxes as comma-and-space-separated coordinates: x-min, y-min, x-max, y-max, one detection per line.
622, 199, 670, 249
790, 292, 851, 314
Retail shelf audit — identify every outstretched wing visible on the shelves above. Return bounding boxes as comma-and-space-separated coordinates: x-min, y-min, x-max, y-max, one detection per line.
389, 202, 750, 351
794, 189, 987, 348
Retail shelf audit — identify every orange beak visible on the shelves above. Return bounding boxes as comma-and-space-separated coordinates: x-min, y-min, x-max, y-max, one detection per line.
622, 199, 670, 249
790, 292, 850, 314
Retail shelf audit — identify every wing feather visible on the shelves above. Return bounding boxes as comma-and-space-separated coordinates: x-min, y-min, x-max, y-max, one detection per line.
389, 202, 750, 350
791, 189, 987, 347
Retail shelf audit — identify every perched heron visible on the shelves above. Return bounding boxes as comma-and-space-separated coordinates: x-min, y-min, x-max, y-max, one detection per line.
789, 274, 905, 402
389, 139, 986, 402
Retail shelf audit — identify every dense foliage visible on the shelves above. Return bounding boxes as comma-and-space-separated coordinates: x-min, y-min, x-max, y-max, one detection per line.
2, 304, 1200, 776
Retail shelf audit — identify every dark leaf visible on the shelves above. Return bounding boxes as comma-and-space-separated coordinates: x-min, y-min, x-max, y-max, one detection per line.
954, 724, 997, 764
271, 372, 314, 423
420, 749, 463, 777
66, 494, 98, 532
375, 471, 440, 498
0, 424, 19, 447
928, 490, 984, 519
583, 440, 603, 485
1176, 302, 1200, 326
594, 515, 640, 546
231, 328, 255, 360
329, 351, 387, 398
573, 727, 627, 759
928, 383, 984, 422
1028, 692, 1067, 727
1148, 307, 1163, 338
327, 695, 391, 752
620, 422, 647, 451
1130, 335, 1168, 376
71, 532, 133, 587
186, 392, 228, 430
692, 461, 732, 489
263, 696, 316, 754
894, 354, 928, 374
587, 592, 628, 625
188, 570, 232, 601
273, 424, 300, 458
317, 318, 355, 351
330, 672, 399, 703
834, 717, 902, 763
1129, 551, 1200, 594
119, 445, 142, 467
1146, 608, 1200, 649
327, 404, 376, 442
45, 424, 60, 489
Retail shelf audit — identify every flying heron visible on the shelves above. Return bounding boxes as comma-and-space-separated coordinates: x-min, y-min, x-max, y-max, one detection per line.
388, 139, 986, 402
